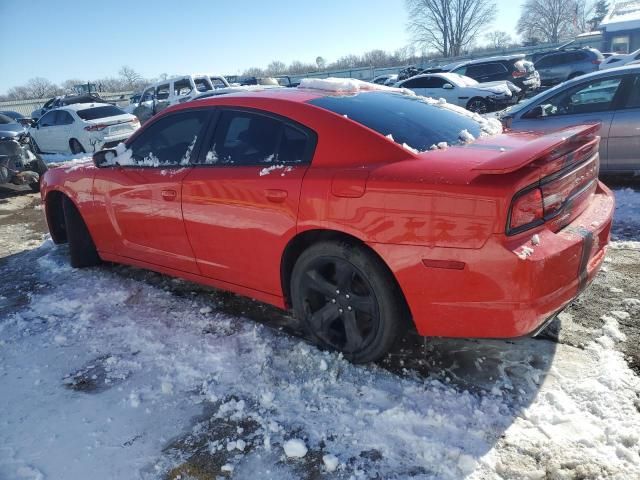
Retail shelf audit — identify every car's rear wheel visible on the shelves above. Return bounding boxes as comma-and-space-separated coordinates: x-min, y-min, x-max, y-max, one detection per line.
291, 241, 403, 363
70, 139, 85, 155
62, 196, 101, 268
466, 97, 490, 114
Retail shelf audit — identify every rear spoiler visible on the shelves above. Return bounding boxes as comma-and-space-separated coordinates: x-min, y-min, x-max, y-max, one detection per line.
472, 124, 600, 174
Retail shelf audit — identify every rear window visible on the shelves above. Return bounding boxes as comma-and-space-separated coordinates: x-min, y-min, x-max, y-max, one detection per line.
77, 105, 125, 120
0, 114, 13, 124
308, 91, 483, 152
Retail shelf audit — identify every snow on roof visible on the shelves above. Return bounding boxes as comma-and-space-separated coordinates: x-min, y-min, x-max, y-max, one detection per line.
298, 77, 398, 93
601, 1, 640, 31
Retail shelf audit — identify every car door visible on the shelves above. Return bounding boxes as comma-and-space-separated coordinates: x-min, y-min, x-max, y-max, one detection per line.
422, 76, 458, 104
33, 110, 57, 151
92, 109, 211, 273
181, 108, 316, 296
607, 74, 640, 172
52, 110, 74, 153
133, 87, 155, 123
512, 75, 626, 170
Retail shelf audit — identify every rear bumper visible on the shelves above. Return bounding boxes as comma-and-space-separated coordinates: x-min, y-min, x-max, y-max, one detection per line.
370, 182, 614, 338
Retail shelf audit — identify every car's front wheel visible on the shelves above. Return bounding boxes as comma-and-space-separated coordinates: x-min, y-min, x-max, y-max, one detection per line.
466, 97, 490, 114
291, 241, 404, 363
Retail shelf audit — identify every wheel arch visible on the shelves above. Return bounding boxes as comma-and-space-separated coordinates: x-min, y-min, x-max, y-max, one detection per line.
280, 229, 413, 327
44, 189, 73, 244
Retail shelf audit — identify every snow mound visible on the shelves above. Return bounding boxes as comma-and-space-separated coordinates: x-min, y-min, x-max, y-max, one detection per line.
299, 77, 399, 93
283, 438, 308, 458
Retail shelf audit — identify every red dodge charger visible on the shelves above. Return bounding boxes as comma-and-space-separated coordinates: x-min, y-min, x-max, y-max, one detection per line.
41, 84, 614, 362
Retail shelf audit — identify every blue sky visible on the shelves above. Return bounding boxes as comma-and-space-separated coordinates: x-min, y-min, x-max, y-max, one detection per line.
0, 0, 521, 94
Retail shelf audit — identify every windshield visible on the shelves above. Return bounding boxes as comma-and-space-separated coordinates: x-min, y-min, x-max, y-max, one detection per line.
77, 105, 126, 120
501, 80, 568, 117
308, 91, 486, 152
0, 114, 14, 124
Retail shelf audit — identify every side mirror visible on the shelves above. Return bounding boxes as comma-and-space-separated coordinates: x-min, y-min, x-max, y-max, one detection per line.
92, 149, 117, 167
524, 105, 543, 119
443, 83, 454, 89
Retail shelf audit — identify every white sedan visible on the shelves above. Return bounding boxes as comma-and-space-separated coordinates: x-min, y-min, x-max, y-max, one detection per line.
395, 72, 518, 113
29, 103, 140, 154
600, 49, 640, 70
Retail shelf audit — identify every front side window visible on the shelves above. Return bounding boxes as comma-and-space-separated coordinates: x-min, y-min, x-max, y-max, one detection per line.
209, 77, 227, 89
533, 77, 623, 116
401, 77, 431, 88
141, 88, 154, 102
127, 110, 209, 166
202, 110, 312, 166
195, 78, 212, 92
39, 111, 56, 127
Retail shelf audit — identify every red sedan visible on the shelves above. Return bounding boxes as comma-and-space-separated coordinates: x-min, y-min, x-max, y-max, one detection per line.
41, 85, 614, 363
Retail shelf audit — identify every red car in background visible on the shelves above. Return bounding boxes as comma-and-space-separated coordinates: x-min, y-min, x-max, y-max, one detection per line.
41, 85, 614, 363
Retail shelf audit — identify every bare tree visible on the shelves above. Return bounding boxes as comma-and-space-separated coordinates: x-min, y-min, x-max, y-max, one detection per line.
517, 0, 590, 44
406, 0, 496, 57
485, 30, 512, 49
242, 67, 266, 77
118, 65, 142, 89
266, 61, 287, 76
588, 0, 609, 30
24, 77, 58, 98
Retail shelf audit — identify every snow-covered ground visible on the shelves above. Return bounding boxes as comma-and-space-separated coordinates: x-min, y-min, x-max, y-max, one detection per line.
1, 237, 639, 480
1, 165, 639, 479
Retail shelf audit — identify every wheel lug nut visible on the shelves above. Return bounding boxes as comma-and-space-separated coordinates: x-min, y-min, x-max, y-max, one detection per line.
331, 299, 336, 303
348, 306, 352, 311
345, 294, 350, 299
339, 308, 343, 313
336, 289, 340, 294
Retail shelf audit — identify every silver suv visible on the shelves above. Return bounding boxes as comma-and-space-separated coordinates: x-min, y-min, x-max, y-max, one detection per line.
534, 48, 604, 86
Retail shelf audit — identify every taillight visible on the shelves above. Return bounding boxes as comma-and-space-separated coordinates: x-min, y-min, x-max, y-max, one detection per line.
509, 188, 544, 231
507, 156, 598, 235
592, 59, 602, 65
84, 124, 108, 131
512, 70, 527, 78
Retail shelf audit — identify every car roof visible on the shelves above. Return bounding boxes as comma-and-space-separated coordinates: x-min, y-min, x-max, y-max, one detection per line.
455, 54, 525, 67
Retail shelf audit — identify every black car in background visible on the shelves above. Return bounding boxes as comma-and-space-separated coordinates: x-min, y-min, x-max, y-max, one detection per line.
447, 54, 541, 96
30, 93, 105, 120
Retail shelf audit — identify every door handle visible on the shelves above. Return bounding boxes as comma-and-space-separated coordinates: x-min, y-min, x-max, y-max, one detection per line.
264, 189, 288, 203
161, 189, 177, 201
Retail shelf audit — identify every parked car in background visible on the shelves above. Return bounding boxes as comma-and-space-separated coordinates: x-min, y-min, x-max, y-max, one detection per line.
600, 48, 640, 70
371, 74, 398, 86
395, 73, 519, 113
133, 74, 230, 123
534, 48, 604, 86
497, 65, 640, 174
0, 129, 47, 192
41, 82, 613, 363
31, 93, 105, 120
191, 85, 282, 102
447, 55, 540, 97
275, 76, 299, 87
0, 113, 27, 138
29, 103, 140, 154
0, 110, 27, 122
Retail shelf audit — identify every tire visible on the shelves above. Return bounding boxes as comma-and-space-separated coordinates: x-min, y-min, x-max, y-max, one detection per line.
70, 139, 85, 155
466, 97, 490, 114
290, 241, 405, 363
62, 196, 101, 268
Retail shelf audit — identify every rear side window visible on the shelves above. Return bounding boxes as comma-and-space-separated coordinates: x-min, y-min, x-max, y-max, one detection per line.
195, 78, 212, 92
210, 77, 227, 89
174, 79, 193, 96
77, 106, 125, 120
202, 110, 313, 166
54, 111, 74, 125
308, 91, 484, 152
156, 83, 170, 100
